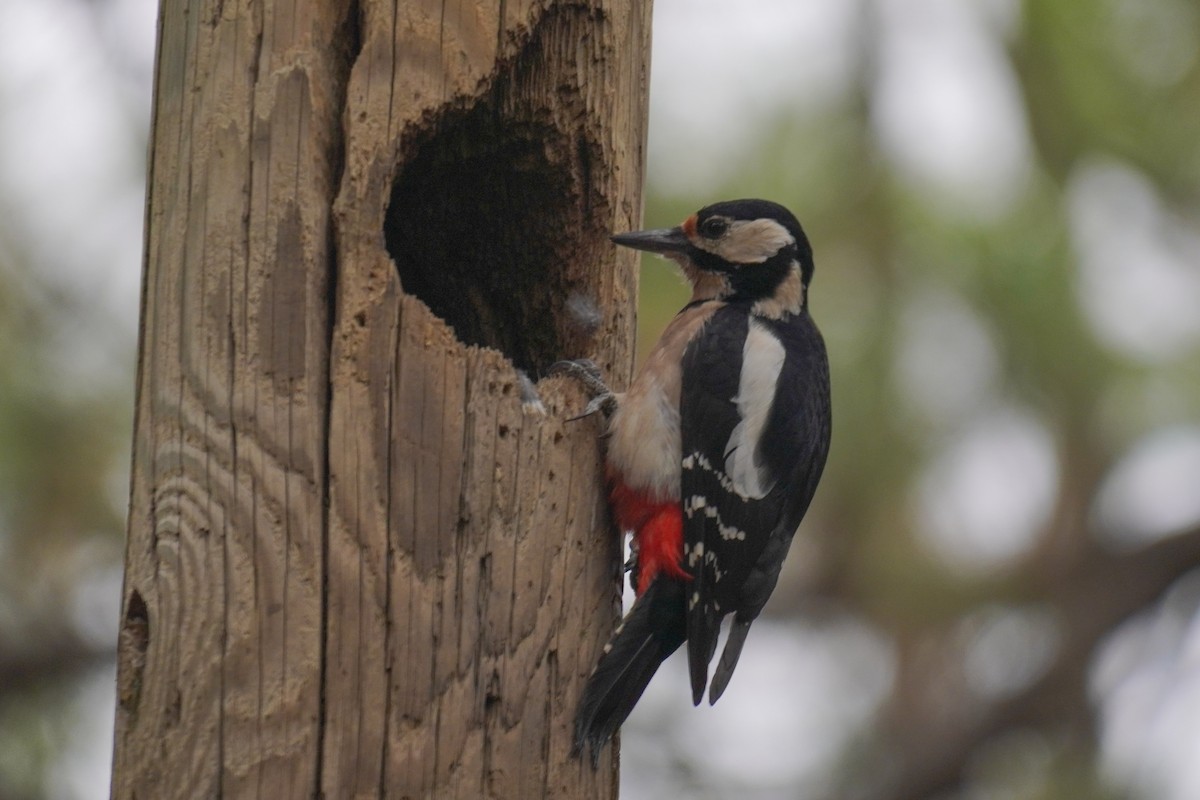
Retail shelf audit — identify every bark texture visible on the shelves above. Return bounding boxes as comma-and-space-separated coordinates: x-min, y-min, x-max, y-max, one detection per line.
113, 0, 651, 797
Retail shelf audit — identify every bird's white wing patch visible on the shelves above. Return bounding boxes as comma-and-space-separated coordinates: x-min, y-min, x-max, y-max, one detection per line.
723, 319, 785, 499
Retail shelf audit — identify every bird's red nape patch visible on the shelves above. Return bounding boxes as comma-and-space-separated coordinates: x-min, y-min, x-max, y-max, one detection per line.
681, 214, 698, 239
608, 476, 690, 596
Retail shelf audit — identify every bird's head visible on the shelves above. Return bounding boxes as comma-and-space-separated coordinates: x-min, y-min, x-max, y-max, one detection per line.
612, 199, 814, 312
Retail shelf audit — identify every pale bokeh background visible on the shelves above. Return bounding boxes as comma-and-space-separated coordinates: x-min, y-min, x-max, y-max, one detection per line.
1, 1, 1199, 798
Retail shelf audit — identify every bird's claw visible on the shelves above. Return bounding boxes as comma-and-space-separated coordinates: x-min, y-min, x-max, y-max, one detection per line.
624, 541, 640, 596
549, 359, 617, 420
548, 358, 604, 389
573, 393, 617, 421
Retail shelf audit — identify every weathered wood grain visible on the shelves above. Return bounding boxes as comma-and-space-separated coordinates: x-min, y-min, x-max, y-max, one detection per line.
115, 0, 649, 797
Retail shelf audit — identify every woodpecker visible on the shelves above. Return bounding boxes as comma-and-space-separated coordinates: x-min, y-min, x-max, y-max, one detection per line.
558, 199, 832, 763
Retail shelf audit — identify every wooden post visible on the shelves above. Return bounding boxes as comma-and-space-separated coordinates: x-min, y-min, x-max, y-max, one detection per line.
113, 0, 651, 797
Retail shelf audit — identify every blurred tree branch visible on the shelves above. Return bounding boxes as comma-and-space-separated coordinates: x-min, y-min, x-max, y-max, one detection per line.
873, 522, 1200, 800
0, 636, 114, 695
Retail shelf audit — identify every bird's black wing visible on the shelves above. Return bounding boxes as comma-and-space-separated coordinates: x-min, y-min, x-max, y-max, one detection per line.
679, 306, 831, 704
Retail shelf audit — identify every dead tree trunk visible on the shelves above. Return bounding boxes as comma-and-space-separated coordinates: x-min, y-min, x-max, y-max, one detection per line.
113, 0, 651, 797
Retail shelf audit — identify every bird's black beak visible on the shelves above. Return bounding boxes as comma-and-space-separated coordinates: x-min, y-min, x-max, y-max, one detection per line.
611, 226, 690, 255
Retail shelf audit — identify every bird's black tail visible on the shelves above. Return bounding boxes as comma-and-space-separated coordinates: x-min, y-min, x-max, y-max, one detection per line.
574, 579, 687, 765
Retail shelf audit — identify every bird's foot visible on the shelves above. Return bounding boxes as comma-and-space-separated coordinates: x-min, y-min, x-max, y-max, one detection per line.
624, 539, 640, 594
548, 359, 618, 421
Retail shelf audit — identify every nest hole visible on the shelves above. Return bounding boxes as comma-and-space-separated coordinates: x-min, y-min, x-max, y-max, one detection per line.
384, 8, 608, 376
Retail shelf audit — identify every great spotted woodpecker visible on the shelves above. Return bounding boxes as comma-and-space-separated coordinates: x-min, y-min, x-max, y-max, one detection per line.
558, 199, 831, 763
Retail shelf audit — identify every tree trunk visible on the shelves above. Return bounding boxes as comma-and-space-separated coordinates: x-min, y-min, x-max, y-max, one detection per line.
112, 0, 650, 797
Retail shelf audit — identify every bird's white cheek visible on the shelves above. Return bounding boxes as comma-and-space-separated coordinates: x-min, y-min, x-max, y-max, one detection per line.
711, 219, 795, 264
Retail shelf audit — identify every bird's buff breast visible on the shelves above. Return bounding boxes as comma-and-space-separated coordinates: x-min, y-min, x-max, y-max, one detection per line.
605, 303, 721, 502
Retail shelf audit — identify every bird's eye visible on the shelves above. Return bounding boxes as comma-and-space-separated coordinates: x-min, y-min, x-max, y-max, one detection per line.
698, 217, 728, 239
